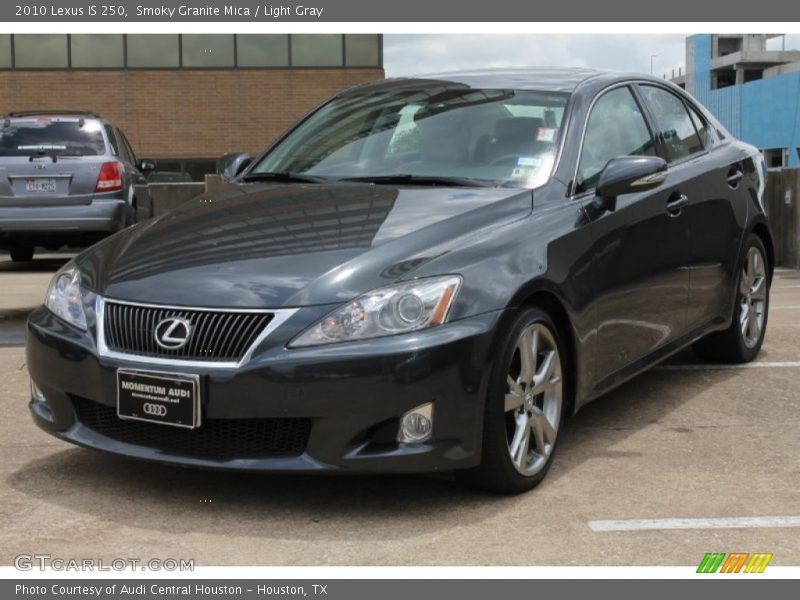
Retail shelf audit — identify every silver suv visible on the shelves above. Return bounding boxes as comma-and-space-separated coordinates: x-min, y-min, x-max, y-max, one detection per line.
0, 110, 156, 262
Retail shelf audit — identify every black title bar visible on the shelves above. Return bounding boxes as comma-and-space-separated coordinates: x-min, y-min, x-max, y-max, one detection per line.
4, 1, 799, 22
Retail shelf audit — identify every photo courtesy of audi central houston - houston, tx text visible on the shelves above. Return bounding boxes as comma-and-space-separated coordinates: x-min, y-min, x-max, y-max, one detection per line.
1, 22, 800, 587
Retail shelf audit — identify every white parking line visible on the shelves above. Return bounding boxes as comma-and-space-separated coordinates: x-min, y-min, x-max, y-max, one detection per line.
657, 361, 800, 371
589, 516, 800, 532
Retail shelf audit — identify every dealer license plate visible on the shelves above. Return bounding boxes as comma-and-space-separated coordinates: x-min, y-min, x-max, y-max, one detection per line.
116, 369, 200, 429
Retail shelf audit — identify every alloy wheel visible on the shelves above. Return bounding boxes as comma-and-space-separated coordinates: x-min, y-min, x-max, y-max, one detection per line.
503, 323, 563, 476
739, 246, 768, 349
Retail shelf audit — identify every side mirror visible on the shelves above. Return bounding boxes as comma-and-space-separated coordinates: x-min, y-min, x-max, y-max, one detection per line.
217, 153, 252, 182
595, 155, 668, 210
137, 158, 157, 173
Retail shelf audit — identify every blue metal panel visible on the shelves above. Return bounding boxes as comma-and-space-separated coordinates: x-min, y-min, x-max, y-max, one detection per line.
703, 86, 742, 138
689, 32, 800, 167
693, 34, 712, 97
740, 73, 800, 166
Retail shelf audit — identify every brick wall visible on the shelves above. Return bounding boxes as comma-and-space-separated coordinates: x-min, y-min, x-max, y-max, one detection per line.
0, 68, 384, 159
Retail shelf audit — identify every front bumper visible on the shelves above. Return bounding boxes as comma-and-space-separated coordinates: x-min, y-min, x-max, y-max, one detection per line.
26, 306, 504, 473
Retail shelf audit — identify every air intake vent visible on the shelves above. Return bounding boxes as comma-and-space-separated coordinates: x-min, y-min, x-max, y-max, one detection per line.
72, 396, 311, 460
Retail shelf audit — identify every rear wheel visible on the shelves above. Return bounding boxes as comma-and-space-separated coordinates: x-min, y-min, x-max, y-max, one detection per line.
693, 234, 769, 363
460, 307, 568, 494
9, 246, 34, 262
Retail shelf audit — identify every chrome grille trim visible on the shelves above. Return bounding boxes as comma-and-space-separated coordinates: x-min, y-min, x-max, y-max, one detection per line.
95, 297, 298, 369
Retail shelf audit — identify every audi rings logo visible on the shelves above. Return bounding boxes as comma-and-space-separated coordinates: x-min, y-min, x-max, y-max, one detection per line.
154, 317, 193, 349
142, 403, 167, 417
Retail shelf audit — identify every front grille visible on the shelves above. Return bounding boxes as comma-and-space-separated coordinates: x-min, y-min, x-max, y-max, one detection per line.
72, 396, 311, 460
103, 301, 273, 363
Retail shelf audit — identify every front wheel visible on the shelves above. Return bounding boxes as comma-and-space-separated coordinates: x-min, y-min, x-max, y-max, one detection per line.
460, 307, 568, 494
693, 234, 769, 363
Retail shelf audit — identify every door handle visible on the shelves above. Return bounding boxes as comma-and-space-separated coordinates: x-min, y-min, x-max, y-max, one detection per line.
727, 167, 744, 188
666, 192, 689, 217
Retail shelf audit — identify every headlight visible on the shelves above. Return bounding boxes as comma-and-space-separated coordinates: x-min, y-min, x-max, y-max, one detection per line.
45, 263, 87, 330
289, 275, 462, 347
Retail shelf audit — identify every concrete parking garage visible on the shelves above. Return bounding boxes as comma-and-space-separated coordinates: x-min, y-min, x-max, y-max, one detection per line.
0, 255, 798, 566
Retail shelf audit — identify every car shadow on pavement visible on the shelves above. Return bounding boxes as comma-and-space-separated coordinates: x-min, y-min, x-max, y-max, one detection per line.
546, 347, 740, 484
6, 448, 510, 541
0, 254, 73, 273
5, 348, 739, 542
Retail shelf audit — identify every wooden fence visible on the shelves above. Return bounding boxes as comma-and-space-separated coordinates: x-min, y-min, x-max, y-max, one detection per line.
766, 168, 800, 268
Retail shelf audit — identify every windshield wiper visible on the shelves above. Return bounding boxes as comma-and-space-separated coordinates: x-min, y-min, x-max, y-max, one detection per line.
339, 174, 494, 188
240, 171, 329, 184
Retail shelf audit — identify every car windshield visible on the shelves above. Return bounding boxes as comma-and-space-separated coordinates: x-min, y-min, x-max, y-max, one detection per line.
0, 118, 106, 157
250, 87, 570, 188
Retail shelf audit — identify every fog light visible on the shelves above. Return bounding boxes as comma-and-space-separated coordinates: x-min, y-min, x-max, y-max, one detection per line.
30, 379, 46, 403
398, 402, 434, 443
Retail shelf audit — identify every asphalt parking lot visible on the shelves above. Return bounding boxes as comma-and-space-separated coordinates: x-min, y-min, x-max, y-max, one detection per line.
1, 253, 799, 567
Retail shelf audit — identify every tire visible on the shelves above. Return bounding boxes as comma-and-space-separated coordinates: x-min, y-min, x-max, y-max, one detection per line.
9, 246, 34, 262
459, 306, 569, 494
693, 234, 769, 363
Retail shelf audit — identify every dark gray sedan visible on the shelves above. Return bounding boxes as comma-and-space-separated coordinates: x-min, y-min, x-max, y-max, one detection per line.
26, 69, 772, 494
0, 110, 155, 261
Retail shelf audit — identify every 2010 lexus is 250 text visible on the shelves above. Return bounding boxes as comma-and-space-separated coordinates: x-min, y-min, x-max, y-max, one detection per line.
26, 68, 772, 493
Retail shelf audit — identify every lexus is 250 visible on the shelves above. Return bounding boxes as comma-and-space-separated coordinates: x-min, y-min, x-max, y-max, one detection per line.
27, 68, 772, 493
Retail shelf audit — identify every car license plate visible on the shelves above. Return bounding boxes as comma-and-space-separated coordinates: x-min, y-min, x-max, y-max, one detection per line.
25, 178, 57, 193
117, 370, 200, 429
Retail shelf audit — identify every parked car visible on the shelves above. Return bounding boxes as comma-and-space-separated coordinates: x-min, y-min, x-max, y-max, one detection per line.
27, 69, 772, 493
0, 110, 156, 262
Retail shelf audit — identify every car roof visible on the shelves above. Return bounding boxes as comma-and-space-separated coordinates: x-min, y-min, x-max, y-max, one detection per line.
341, 67, 667, 95
4, 110, 101, 119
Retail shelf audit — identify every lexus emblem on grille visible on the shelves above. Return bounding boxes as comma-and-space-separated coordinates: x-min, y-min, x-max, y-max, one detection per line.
154, 317, 193, 349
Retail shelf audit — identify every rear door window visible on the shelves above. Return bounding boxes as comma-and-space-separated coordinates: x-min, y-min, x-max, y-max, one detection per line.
0, 118, 106, 157
639, 85, 704, 161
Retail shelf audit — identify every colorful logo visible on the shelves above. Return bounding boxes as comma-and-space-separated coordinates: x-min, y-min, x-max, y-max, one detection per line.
697, 552, 773, 573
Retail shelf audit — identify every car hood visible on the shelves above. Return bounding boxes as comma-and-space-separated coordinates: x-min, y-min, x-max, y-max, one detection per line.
78, 182, 532, 308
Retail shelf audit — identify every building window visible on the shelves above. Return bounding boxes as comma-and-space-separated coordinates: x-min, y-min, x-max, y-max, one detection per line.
13, 34, 68, 68
763, 148, 788, 168
717, 37, 742, 57
127, 35, 180, 68
744, 69, 763, 83
345, 34, 380, 67
5, 34, 381, 70
712, 68, 736, 90
182, 35, 235, 68
236, 34, 289, 67
71, 34, 124, 68
291, 34, 343, 67
0, 34, 11, 69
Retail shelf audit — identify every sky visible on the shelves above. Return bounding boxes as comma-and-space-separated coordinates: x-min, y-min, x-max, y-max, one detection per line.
383, 34, 688, 80
383, 34, 800, 80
